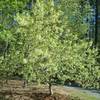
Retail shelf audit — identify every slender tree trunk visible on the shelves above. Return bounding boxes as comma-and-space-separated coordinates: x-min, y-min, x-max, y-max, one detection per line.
48, 76, 53, 95
23, 80, 28, 88
49, 82, 53, 95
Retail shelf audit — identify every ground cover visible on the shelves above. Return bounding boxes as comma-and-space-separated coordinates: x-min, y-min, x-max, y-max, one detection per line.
0, 80, 99, 100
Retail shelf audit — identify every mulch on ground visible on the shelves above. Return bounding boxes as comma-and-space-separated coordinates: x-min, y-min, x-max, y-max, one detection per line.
0, 80, 80, 100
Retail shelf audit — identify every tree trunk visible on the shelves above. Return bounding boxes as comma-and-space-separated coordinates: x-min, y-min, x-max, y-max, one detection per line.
23, 80, 28, 88
49, 82, 53, 95
48, 76, 53, 95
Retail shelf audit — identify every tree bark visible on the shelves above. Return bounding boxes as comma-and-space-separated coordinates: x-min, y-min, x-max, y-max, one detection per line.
48, 76, 53, 95
49, 83, 52, 95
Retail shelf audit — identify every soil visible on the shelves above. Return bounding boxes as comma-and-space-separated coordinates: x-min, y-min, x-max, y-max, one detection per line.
0, 80, 80, 100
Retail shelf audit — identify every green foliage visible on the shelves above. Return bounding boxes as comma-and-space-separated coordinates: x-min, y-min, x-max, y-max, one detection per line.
14, 0, 62, 83
0, 0, 99, 90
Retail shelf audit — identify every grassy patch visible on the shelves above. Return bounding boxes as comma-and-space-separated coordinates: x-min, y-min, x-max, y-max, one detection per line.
68, 89, 99, 100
